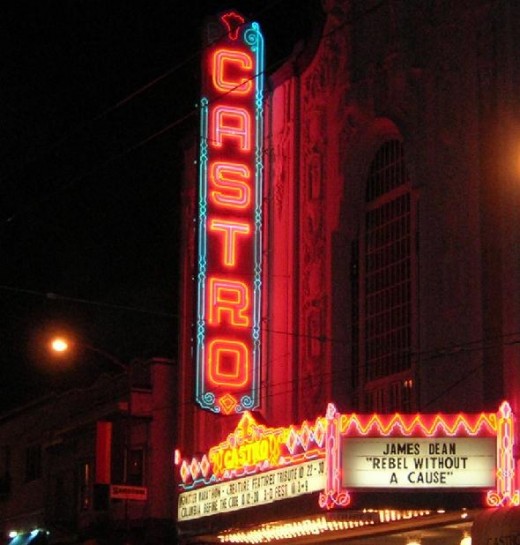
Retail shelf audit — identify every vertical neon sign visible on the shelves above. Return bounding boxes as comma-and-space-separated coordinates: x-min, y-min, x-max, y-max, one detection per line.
196, 11, 264, 414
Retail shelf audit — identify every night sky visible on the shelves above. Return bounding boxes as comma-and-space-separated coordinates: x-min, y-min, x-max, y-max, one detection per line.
1, 0, 320, 411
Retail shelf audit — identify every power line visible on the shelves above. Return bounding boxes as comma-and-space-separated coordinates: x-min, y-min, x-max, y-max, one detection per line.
4, 279, 520, 373
0, 284, 176, 319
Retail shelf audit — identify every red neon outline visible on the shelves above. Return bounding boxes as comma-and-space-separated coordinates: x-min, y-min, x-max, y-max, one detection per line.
207, 339, 251, 388
211, 105, 252, 151
209, 161, 252, 209
487, 401, 520, 506
220, 11, 245, 41
212, 49, 253, 95
207, 277, 251, 327
209, 219, 251, 267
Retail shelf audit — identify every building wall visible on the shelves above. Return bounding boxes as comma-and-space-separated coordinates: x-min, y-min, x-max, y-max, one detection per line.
264, 0, 520, 418
0, 362, 176, 544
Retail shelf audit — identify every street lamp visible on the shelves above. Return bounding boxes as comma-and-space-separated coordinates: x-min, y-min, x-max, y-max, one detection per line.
50, 337, 68, 353
49, 335, 128, 372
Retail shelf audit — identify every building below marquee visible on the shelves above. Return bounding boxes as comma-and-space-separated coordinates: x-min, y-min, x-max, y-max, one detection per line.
177, 1, 520, 545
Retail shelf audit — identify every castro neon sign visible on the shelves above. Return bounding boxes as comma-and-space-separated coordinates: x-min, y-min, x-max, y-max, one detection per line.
196, 11, 264, 414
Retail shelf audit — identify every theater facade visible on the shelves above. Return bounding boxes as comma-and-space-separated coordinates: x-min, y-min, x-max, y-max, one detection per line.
176, 2, 520, 544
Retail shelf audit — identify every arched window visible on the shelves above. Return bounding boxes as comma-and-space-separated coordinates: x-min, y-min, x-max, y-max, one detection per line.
354, 139, 416, 412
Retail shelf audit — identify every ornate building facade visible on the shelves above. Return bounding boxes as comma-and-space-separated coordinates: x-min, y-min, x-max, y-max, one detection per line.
177, 1, 520, 544
179, 0, 520, 447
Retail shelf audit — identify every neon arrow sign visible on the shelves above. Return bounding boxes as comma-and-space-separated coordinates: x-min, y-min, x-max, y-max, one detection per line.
196, 11, 264, 414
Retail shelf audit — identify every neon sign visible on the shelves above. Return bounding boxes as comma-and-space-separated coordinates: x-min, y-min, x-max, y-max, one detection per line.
196, 11, 264, 414
319, 401, 520, 509
177, 411, 326, 487
176, 403, 520, 521
177, 412, 326, 521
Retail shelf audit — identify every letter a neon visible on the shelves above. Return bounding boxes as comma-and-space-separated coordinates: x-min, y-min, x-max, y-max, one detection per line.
211, 106, 251, 150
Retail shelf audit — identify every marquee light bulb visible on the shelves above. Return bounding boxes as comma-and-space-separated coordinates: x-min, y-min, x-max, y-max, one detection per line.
460, 533, 472, 545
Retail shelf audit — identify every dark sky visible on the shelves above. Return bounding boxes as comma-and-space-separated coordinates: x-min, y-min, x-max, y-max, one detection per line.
0, 0, 321, 411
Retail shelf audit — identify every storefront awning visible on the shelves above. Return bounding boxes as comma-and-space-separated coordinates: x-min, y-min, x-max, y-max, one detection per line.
472, 507, 520, 545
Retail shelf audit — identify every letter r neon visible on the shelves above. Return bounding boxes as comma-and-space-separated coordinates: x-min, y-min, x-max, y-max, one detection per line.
208, 277, 250, 326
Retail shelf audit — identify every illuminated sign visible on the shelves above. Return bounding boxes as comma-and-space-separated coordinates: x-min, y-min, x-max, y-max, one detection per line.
319, 401, 520, 509
110, 485, 148, 501
178, 412, 326, 487
176, 403, 520, 522
178, 459, 325, 521
196, 10, 264, 414
342, 437, 496, 488
207, 411, 288, 478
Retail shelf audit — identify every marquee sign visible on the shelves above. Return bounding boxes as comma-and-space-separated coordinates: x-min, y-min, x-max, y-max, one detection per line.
319, 401, 520, 509
178, 459, 325, 521
196, 10, 264, 414
177, 412, 326, 520
176, 403, 520, 522
342, 437, 496, 488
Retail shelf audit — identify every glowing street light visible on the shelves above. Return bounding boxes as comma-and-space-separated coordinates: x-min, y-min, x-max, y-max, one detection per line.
50, 337, 69, 353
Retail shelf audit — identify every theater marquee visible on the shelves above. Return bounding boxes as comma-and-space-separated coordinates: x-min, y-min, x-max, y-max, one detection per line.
177, 403, 520, 522
320, 401, 520, 509
177, 412, 326, 521
178, 459, 325, 521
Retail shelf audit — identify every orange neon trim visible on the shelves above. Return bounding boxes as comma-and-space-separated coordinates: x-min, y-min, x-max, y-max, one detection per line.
211, 105, 252, 150
207, 277, 251, 326
209, 161, 252, 209
209, 219, 251, 267
339, 411, 498, 437
212, 49, 254, 95
207, 339, 250, 387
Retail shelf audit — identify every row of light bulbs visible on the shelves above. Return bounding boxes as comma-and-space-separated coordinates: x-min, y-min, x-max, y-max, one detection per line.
217, 509, 470, 544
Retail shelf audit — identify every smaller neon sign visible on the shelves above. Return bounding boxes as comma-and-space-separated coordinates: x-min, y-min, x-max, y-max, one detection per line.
177, 411, 326, 487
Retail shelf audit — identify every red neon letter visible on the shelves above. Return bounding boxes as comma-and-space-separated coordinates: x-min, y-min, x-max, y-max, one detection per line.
209, 219, 251, 267
212, 49, 253, 95
208, 277, 250, 327
208, 339, 250, 387
209, 161, 251, 209
211, 106, 251, 150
